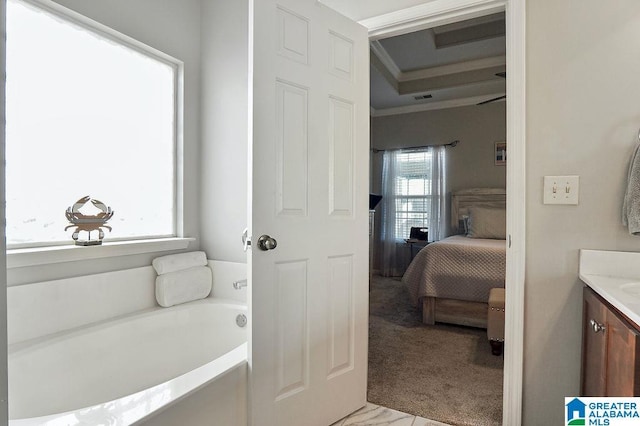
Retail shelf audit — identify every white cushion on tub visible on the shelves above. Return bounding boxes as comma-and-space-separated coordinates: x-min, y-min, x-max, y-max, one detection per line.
152, 251, 208, 275
155, 266, 212, 307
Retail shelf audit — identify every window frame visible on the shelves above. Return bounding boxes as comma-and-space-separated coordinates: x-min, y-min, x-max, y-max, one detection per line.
5, 0, 185, 254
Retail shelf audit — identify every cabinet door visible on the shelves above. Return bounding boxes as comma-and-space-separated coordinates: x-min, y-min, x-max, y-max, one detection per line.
606, 309, 640, 396
582, 287, 607, 396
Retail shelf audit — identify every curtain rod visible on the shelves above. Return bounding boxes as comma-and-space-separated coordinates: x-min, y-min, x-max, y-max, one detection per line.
370, 140, 459, 153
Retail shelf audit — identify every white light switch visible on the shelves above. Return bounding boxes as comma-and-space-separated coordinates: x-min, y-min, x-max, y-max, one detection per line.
543, 176, 579, 205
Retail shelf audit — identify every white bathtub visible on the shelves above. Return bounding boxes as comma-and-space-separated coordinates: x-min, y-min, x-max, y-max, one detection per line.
8, 298, 248, 425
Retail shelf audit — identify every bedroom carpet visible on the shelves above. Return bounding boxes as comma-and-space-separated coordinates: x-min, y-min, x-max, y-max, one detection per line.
367, 275, 503, 426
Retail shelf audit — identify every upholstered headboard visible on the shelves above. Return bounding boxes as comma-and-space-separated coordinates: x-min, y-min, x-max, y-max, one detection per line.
451, 188, 506, 234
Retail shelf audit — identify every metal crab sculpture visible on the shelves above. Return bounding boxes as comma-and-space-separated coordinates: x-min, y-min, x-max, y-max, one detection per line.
65, 196, 114, 246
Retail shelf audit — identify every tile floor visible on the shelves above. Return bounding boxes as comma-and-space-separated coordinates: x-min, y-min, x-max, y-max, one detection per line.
331, 403, 451, 426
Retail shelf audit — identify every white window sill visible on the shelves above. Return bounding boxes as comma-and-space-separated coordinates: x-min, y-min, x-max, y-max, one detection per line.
7, 237, 195, 269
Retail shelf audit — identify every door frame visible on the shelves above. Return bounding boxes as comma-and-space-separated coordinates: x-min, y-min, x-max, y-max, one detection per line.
361, 0, 525, 425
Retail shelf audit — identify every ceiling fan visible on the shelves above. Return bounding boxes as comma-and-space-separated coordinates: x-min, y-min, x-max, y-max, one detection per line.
477, 72, 506, 105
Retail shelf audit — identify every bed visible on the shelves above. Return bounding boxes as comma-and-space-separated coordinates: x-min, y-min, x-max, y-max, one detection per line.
402, 188, 506, 328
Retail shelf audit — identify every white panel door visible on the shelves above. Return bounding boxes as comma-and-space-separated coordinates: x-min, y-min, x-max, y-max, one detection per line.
248, 1, 369, 425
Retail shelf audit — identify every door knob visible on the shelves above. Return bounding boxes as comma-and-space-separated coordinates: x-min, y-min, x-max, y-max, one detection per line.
257, 235, 277, 251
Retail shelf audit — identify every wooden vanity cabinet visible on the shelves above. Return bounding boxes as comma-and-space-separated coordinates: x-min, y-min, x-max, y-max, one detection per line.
581, 286, 640, 396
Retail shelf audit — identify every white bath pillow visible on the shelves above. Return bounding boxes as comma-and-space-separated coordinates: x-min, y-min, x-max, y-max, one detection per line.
152, 251, 208, 275
467, 207, 506, 239
155, 266, 212, 307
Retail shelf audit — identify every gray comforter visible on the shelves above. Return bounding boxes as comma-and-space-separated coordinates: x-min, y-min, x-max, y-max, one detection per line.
402, 235, 506, 306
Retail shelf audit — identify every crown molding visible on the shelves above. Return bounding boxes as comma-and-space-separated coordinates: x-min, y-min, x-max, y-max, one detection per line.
400, 54, 505, 81
371, 92, 505, 117
362, 0, 506, 40
370, 42, 505, 103
369, 40, 401, 80
432, 10, 503, 33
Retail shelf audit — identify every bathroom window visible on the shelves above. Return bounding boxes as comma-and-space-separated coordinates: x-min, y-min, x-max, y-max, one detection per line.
6, 0, 181, 248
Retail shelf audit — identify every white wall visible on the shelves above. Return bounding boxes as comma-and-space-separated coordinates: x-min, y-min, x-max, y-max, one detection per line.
199, 0, 249, 264
524, 1, 640, 423
7, 0, 203, 285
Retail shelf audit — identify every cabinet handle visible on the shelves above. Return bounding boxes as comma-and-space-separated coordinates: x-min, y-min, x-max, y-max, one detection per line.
590, 319, 606, 333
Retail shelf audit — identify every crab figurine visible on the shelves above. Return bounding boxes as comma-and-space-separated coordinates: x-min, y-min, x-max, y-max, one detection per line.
65, 196, 114, 246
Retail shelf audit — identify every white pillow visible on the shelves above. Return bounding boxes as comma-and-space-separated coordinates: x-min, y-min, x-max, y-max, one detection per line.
467, 207, 506, 239
155, 266, 212, 307
152, 251, 208, 275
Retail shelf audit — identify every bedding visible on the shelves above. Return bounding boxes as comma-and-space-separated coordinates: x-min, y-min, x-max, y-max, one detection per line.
403, 235, 506, 307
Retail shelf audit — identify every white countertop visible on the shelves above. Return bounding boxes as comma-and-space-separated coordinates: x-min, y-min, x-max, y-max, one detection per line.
579, 249, 640, 326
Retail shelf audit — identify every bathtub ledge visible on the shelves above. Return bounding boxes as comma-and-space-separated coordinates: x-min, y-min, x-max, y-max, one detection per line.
10, 298, 247, 354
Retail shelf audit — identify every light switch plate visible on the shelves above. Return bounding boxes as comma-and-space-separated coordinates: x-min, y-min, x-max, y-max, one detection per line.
543, 175, 579, 205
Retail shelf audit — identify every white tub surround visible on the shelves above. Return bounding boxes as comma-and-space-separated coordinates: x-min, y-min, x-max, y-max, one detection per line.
208, 260, 247, 302
579, 249, 640, 326
8, 261, 247, 345
7, 266, 157, 345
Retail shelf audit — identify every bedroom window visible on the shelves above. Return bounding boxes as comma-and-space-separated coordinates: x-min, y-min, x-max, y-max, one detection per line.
382, 147, 446, 240
6, 0, 180, 248
380, 146, 446, 276
393, 151, 434, 238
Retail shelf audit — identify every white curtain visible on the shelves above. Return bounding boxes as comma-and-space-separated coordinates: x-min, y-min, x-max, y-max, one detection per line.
380, 150, 405, 277
429, 145, 447, 242
380, 146, 446, 277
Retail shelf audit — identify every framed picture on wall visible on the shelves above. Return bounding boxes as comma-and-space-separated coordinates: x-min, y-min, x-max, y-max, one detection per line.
495, 141, 506, 166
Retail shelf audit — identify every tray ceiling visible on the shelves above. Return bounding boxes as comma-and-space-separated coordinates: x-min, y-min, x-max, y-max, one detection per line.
370, 12, 506, 116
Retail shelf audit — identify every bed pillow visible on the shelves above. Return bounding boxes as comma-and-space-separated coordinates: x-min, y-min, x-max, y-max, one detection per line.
467, 207, 506, 239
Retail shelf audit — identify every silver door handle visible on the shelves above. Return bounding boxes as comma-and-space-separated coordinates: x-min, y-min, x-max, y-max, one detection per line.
257, 235, 277, 251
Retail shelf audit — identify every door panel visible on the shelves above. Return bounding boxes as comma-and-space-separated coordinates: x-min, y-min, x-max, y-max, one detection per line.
327, 254, 354, 378
277, 7, 309, 65
328, 31, 354, 81
249, 0, 369, 425
606, 309, 640, 396
275, 81, 309, 216
328, 97, 355, 217
275, 260, 309, 400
